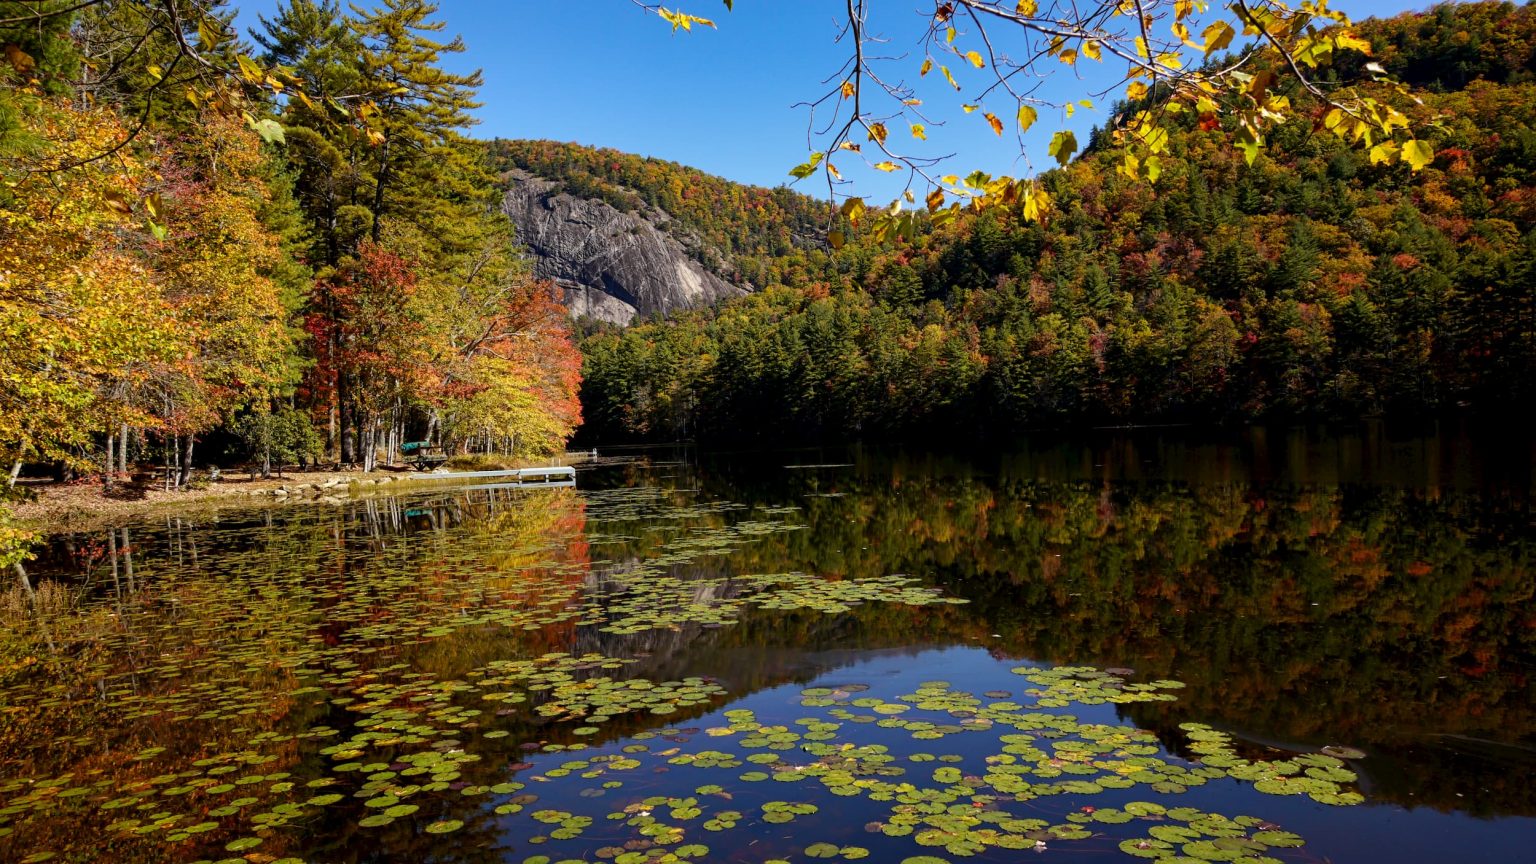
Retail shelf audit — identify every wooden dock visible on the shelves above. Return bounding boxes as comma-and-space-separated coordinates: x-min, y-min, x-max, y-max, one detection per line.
419, 466, 577, 484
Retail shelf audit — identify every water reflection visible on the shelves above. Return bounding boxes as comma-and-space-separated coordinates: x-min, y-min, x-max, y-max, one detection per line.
681, 432, 1536, 818
2, 426, 1534, 863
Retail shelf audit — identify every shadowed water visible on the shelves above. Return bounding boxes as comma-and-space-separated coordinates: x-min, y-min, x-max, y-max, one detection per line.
3, 423, 1533, 863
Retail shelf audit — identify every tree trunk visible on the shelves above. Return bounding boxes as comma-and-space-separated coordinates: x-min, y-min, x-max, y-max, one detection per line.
104, 431, 115, 481
119, 424, 129, 474
389, 406, 397, 467
371, 134, 392, 243
7, 461, 21, 488
391, 402, 403, 467
121, 527, 134, 592
338, 370, 351, 467
180, 435, 194, 488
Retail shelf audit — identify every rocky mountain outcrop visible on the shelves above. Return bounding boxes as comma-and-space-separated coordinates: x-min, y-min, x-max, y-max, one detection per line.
501, 169, 744, 325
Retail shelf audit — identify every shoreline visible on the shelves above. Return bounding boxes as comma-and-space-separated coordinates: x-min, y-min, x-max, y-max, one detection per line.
9, 455, 597, 532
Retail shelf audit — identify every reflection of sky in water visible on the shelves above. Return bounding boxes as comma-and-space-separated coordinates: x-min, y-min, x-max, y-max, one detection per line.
5, 429, 1535, 863
505, 647, 1536, 864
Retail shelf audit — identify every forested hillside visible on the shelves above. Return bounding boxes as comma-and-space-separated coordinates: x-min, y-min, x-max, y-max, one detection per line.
580, 1, 1536, 443
488, 139, 835, 291
1, 0, 581, 495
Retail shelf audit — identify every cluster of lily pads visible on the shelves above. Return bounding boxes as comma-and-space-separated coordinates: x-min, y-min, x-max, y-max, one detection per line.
0, 486, 1366, 863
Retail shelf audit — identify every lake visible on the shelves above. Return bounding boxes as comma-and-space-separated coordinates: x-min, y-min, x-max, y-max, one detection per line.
3, 423, 1534, 864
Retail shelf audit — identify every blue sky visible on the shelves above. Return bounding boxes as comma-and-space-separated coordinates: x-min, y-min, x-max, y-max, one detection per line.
236, 0, 1435, 201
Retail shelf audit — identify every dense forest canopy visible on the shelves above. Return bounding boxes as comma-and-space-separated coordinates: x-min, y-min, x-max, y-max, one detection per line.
0, 0, 586, 565
580, 2, 1536, 443
3, 1, 1535, 557
0, 0, 583, 485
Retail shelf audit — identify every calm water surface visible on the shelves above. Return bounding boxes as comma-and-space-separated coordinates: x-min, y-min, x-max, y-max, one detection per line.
3, 425, 1533, 864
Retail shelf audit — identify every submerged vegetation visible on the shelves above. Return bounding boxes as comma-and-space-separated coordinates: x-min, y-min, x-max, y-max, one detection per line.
0, 479, 1396, 863
5, 434, 1534, 862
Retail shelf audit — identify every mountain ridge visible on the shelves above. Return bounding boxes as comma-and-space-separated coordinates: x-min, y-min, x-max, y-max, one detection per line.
575, 0, 1536, 441
487, 139, 833, 323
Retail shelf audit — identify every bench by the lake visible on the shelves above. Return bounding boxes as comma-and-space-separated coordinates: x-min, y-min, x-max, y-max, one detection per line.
400, 441, 450, 470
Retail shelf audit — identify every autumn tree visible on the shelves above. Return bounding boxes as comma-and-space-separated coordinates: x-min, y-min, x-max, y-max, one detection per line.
0, 98, 180, 475
644, 0, 1437, 238
257, 0, 583, 469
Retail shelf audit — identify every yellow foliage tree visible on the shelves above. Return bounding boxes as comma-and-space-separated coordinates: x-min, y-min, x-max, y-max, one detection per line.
0, 97, 183, 472
644, 0, 1437, 237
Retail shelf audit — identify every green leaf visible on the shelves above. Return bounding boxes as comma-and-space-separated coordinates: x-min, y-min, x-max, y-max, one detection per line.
1048, 130, 1078, 165
788, 152, 824, 179
1235, 131, 1262, 166
254, 119, 285, 144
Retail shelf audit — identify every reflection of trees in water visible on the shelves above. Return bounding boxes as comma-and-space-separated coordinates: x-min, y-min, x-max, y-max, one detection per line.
5, 488, 593, 863
695, 463, 1534, 729
570, 556, 973, 693
667, 451, 1536, 815
12, 459, 1536, 840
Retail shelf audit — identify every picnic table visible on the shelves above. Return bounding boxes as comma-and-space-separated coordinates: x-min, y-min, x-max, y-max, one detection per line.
400, 441, 449, 471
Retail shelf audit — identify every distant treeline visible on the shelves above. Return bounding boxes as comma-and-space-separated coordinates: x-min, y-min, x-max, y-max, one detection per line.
575, 2, 1536, 443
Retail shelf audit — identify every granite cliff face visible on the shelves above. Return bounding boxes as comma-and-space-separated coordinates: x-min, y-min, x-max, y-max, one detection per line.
501, 169, 744, 325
